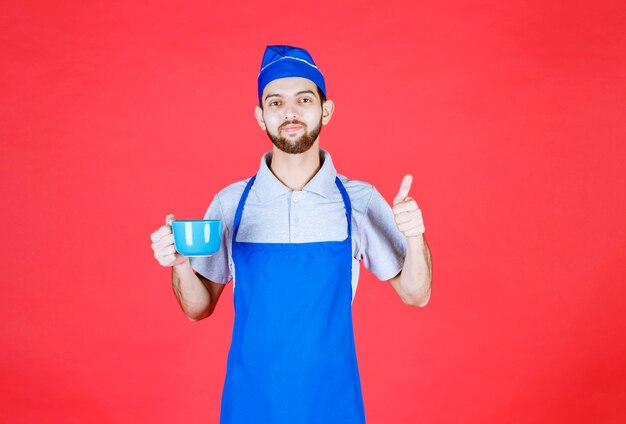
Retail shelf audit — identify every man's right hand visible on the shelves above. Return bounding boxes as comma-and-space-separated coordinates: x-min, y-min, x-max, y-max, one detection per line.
150, 214, 189, 267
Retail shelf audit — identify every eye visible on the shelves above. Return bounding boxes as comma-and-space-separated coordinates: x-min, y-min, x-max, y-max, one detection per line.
300, 98, 312, 103
269, 100, 280, 107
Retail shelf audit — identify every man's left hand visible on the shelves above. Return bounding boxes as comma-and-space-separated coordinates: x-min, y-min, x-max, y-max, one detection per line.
392, 175, 426, 238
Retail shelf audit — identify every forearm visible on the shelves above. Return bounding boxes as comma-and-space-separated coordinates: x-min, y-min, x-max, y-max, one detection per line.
398, 235, 432, 307
172, 260, 212, 321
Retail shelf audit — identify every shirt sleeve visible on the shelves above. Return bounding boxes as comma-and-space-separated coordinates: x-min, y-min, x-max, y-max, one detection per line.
356, 187, 406, 281
189, 194, 232, 284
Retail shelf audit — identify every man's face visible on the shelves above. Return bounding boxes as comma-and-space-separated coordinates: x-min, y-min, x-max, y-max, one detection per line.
255, 77, 333, 154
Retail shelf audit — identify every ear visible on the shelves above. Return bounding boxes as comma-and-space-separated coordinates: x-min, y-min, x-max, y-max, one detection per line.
321, 99, 335, 125
254, 105, 266, 130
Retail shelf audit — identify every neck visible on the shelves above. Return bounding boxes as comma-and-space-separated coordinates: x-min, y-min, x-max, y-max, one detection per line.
270, 141, 321, 190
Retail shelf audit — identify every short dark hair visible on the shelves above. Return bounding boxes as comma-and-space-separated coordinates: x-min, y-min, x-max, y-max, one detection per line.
316, 86, 327, 104
259, 86, 326, 110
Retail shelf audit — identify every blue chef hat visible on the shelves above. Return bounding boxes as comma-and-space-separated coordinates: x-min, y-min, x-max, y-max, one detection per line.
257, 45, 326, 101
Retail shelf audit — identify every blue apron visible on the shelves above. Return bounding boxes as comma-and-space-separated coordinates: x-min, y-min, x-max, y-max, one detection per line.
220, 175, 366, 424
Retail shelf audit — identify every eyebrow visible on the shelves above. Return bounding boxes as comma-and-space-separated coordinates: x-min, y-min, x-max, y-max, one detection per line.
264, 90, 317, 102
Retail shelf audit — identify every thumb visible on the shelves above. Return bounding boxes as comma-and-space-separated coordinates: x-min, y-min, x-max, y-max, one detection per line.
166, 214, 176, 226
393, 174, 413, 206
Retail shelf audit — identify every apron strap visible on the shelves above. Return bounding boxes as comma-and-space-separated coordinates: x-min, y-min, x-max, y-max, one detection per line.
334, 177, 352, 238
232, 175, 353, 243
232, 176, 256, 245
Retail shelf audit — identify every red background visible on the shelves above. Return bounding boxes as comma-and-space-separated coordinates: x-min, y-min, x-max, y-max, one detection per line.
2, 1, 625, 423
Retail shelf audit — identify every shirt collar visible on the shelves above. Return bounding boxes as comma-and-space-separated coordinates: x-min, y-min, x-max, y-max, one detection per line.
254, 149, 338, 202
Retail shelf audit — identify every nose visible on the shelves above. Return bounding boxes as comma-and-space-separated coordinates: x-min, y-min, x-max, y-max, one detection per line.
283, 103, 298, 121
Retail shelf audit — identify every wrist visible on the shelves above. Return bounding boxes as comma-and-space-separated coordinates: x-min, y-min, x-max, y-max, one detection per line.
173, 257, 191, 273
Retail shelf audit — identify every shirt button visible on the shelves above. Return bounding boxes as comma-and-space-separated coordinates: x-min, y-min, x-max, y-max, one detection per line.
293, 196, 298, 202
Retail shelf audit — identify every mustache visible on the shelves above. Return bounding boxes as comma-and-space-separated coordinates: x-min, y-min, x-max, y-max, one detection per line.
279, 120, 307, 130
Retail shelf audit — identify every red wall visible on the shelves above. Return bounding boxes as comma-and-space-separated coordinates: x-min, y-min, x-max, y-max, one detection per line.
2, 1, 625, 423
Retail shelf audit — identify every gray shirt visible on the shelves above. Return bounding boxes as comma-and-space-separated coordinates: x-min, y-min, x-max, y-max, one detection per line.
190, 149, 406, 301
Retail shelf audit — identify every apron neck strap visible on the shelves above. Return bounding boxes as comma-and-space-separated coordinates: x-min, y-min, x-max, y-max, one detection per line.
334, 176, 352, 238
232, 176, 256, 244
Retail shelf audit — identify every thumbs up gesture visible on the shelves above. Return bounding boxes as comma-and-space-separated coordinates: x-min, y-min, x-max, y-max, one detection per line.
392, 175, 425, 238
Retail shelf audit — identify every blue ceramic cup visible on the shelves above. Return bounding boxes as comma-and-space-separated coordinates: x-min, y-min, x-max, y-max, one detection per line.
171, 220, 222, 257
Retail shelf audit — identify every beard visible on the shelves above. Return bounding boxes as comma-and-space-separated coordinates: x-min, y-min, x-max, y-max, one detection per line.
267, 118, 323, 154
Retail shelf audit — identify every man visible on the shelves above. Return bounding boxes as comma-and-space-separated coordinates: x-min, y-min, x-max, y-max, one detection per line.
150, 45, 432, 424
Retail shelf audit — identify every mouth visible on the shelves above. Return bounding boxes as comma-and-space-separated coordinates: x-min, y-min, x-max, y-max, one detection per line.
281, 124, 304, 133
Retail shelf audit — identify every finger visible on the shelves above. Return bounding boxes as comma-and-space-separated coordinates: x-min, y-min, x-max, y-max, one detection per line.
159, 233, 175, 249
154, 244, 177, 261
404, 225, 426, 237
398, 221, 425, 234
393, 174, 413, 206
150, 227, 168, 243
150, 225, 172, 243
157, 244, 177, 257
393, 198, 419, 214
159, 253, 177, 267
394, 209, 422, 225
152, 233, 175, 251
166, 214, 176, 226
